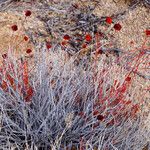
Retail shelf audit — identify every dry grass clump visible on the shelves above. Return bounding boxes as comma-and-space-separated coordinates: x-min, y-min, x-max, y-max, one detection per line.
0, 49, 149, 149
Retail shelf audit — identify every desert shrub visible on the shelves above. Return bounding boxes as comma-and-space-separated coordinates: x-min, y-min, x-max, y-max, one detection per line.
0, 49, 149, 150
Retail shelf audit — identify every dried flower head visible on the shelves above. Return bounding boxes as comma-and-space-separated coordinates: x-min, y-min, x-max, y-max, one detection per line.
2, 53, 7, 59
24, 36, 29, 41
63, 34, 70, 40
97, 114, 104, 121
145, 29, 150, 36
82, 43, 87, 49
26, 49, 32, 54
25, 10, 32, 17
11, 25, 18, 31
114, 23, 122, 31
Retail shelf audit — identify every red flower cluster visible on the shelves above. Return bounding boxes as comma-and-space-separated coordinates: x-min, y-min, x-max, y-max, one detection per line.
0, 60, 34, 103
22, 61, 34, 103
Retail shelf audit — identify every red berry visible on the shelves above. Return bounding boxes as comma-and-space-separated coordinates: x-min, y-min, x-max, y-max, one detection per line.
46, 43, 52, 49
125, 76, 131, 82
63, 34, 70, 40
25, 10, 32, 17
85, 34, 92, 42
24, 36, 29, 41
97, 114, 104, 121
82, 43, 87, 49
11, 25, 18, 31
145, 29, 150, 36
26, 49, 32, 54
2, 53, 7, 59
61, 41, 67, 46
106, 17, 112, 24
114, 23, 122, 31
